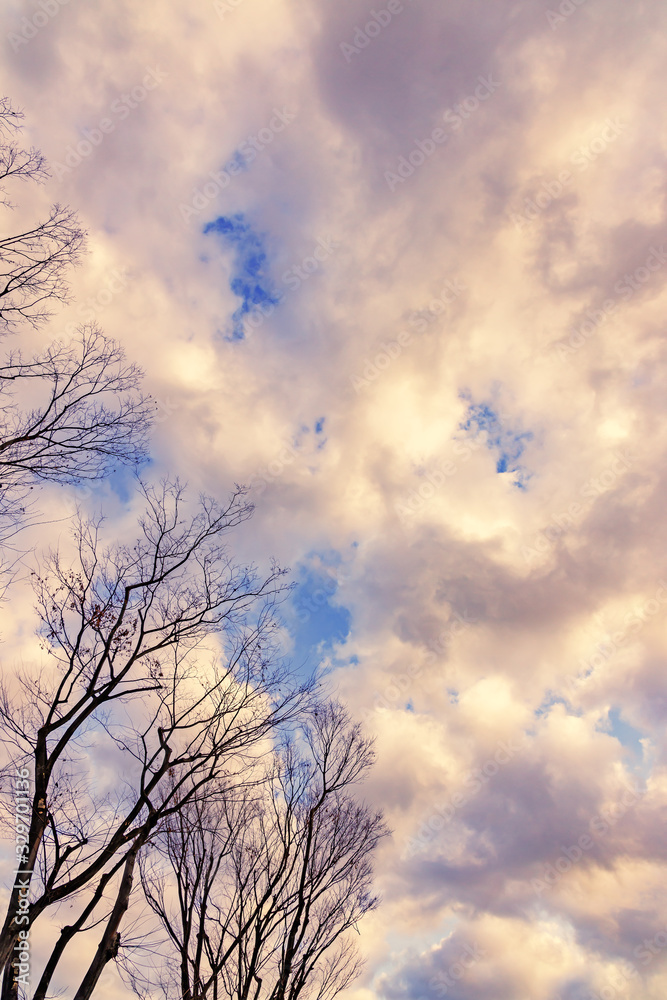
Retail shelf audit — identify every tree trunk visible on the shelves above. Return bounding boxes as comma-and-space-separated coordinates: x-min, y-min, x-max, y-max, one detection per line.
0, 959, 16, 1000
32, 868, 116, 1000
72, 841, 142, 1000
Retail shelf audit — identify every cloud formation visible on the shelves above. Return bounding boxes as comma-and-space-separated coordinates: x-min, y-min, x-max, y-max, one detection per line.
2, 0, 667, 998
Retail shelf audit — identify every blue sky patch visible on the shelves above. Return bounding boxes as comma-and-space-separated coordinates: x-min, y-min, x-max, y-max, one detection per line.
314, 416, 327, 450
535, 693, 578, 718
599, 707, 644, 758
597, 707, 652, 782
204, 213, 282, 340
228, 149, 248, 174
458, 394, 533, 489
106, 463, 139, 504
286, 551, 352, 675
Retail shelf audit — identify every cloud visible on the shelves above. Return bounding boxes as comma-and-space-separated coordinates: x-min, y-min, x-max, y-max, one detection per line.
456, 393, 534, 486
2, 0, 667, 998
204, 213, 282, 340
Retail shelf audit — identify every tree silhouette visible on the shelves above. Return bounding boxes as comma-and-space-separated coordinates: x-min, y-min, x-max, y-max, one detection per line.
0, 98, 85, 331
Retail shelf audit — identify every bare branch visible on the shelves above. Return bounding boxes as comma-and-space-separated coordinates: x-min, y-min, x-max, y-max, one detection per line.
138, 703, 388, 1000
0, 325, 152, 487
0, 481, 313, 983
0, 97, 84, 330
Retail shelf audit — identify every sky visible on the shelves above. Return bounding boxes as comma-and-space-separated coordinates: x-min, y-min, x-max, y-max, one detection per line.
2, 0, 667, 998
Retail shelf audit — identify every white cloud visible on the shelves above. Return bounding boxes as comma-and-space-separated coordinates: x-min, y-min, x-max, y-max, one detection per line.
2, 0, 667, 996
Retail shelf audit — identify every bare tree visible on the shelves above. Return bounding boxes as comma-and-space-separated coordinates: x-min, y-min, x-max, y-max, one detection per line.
0, 98, 85, 331
0, 324, 153, 598
0, 479, 313, 999
0, 98, 152, 597
0, 324, 151, 486
138, 702, 388, 1000
0, 98, 48, 207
